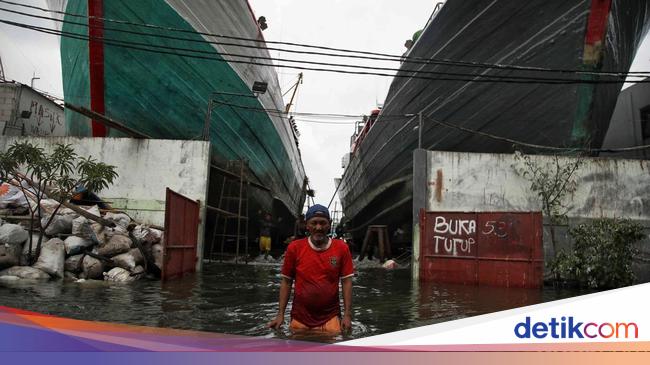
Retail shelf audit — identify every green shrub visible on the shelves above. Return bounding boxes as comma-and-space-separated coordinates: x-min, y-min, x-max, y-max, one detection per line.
550, 218, 646, 289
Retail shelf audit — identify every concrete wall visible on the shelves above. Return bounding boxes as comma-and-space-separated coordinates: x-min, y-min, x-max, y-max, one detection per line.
0, 83, 65, 137
0, 83, 19, 135
423, 151, 650, 220
0, 136, 211, 271
17, 87, 65, 136
601, 81, 650, 160
414, 150, 650, 281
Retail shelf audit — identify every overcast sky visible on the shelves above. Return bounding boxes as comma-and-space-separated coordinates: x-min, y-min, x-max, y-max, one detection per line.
1, 0, 649, 215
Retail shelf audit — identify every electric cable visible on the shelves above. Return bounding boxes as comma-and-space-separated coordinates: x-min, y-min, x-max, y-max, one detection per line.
1, 1, 649, 77
3, 16, 642, 84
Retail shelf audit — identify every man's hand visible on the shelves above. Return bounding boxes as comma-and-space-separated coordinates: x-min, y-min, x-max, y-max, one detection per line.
267, 314, 285, 330
341, 313, 352, 333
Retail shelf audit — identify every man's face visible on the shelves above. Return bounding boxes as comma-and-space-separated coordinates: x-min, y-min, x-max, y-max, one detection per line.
306, 216, 330, 242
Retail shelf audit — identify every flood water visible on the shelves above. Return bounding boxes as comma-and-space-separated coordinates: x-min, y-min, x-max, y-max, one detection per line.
0, 262, 589, 342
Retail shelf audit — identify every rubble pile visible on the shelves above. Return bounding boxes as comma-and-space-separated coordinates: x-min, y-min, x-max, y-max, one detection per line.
0, 198, 164, 283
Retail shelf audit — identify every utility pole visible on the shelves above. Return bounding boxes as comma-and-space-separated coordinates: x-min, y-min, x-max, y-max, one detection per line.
0, 56, 5, 80
30, 72, 40, 89
418, 111, 423, 149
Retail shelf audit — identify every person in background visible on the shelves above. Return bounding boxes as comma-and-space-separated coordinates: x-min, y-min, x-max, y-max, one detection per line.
69, 184, 112, 210
259, 212, 274, 259
283, 214, 308, 247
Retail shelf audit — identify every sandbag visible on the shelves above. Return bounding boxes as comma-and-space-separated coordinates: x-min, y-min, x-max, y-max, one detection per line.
81, 255, 104, 280
72, 216, 96, 241
39, 199, 60, 215
0, 266, 50, 280
0, 242, 23, 270
103, 267, 134, 282
0, 223, 28, 245
64, 236, 93, 256
104, 212, 131, 229
0, 183, 29, 208
90, 222, 106, 245
82, 205, 101, 217
21, 234, 42, 265
132, 225, 162, 244
129, 248, 144, 264
151, 244, 163, 270
132, 265, 145, 275
92, 221, 128, 243
97, 235, 132, 257
32, 238, 65, 278
104, 225, 129, 240
64, 254, 85, 273
111, 248, 143, 271
43, 215, 73, 236
140, 241, 153, 258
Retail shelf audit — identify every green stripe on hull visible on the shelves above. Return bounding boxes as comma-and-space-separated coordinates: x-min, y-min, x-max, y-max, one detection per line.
60, 0, 302, 209
61, 0, 90, 136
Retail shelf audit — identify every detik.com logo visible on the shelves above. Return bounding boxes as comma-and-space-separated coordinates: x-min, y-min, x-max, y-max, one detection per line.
514, 317, 638, 339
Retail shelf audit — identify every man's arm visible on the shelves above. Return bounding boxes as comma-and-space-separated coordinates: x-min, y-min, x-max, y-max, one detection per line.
267, 276, 293, 329
341, 277, 353, 333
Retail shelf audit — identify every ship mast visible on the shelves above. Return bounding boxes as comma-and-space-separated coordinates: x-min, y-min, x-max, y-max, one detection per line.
0, 55, 5, 80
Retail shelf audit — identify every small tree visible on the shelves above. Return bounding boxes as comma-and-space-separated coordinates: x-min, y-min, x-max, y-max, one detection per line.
513, 151, 584, 256
0, 141, 118, 263
550, 218, 646, 289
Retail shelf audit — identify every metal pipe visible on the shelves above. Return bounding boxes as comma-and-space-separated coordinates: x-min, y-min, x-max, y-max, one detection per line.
64, 103, 150, 139
209, 164, 270, 192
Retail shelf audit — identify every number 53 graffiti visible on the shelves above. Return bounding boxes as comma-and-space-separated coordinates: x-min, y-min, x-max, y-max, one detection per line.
482, 221, 508, 238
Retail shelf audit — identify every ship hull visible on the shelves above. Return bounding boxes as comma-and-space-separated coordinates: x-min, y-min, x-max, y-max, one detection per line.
47, 0, 306, 229
340, 0, 650, 242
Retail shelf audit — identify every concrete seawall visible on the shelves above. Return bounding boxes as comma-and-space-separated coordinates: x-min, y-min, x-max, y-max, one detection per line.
413, 149, 650, 281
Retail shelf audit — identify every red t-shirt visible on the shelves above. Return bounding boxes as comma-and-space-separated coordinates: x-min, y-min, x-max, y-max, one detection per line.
281, 237, 354, 327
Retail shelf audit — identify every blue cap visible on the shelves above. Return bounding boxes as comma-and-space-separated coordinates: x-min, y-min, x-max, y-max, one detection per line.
305, 204, 330, 221
73, 184, 87, 194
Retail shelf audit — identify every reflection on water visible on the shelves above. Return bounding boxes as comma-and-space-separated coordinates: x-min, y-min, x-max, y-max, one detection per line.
0, 263, 589, 342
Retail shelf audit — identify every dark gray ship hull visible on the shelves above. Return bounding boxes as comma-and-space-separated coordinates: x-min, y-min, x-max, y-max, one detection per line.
340, 0, 650, 242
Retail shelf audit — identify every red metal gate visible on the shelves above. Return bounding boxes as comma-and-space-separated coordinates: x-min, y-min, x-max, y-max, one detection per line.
419, 211, 543, 288
162, 188, 200, 281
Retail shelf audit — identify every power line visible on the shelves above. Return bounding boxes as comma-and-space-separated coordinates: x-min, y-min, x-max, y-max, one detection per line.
3, 15, 644, 84
293, 118, 358, 125
424, 116, 650, 153
208, 97, 650, 153
205, 98, 414, 120
211, 99, 365, 119
327, 115, 650, 207
11, 70, 650, 155
1, 0, 649, 77
4, 18, 649, 86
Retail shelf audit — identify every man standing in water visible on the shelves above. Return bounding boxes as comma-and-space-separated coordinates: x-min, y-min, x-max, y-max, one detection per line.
268, 204, 354, 333
259, 212, 274, 259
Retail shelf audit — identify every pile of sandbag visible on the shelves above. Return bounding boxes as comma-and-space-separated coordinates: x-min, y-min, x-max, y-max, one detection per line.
0, 206, 164, 283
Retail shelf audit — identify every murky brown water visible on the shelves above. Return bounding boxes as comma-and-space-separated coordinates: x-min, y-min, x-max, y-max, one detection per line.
0, 262, 589, 342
